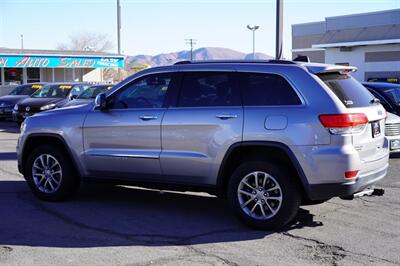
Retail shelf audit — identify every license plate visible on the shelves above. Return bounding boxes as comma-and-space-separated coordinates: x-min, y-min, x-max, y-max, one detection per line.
371, 121, 381, 138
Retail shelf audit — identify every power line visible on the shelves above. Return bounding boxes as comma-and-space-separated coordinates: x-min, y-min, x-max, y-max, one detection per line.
185, 39, 197, 61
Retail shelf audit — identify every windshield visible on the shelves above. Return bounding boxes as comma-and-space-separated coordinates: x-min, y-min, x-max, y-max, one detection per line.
381, 87, 400, 105
31, 84, 72, 98
9, 84, 43, 95
78, 85, 112, 99
318, 73, 375, 108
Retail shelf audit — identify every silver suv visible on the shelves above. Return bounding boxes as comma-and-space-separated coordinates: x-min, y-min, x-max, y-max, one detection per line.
17, 60, 389, 229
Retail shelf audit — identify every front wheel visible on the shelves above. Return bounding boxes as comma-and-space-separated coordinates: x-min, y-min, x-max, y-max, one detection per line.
227, 161, 301, 230
25, 144, 79, 201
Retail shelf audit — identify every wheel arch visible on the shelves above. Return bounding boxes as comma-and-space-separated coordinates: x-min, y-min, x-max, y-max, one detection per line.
216, 141, 311, 198
21, 133, 82, 178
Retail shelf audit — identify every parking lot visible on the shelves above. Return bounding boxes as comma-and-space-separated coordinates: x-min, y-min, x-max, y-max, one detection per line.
0, 121, 399, 266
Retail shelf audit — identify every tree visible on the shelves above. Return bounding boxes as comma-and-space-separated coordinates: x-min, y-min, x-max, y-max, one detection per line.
56, 32, 113, 52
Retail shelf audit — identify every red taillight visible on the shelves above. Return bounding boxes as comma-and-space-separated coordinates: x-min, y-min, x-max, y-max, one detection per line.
319, 113, 368, 128
345, 170, 359, 179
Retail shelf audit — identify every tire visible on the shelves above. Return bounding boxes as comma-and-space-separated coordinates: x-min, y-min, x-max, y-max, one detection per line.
227, 161, 301, 230
25, 144, 79, 201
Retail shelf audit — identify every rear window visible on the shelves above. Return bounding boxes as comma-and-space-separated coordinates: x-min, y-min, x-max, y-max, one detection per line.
318, 73, 374, 108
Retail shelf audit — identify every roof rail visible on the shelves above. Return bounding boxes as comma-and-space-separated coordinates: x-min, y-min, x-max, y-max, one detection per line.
174, 59, 297, 65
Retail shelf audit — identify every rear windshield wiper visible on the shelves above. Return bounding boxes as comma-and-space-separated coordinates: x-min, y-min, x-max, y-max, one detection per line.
370, 98, 380, 104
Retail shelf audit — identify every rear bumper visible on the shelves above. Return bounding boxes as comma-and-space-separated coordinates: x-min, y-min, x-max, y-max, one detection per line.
307, 162, 388, 200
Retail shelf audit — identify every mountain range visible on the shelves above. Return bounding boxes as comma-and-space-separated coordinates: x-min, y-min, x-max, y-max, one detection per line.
125, 47, 273, 68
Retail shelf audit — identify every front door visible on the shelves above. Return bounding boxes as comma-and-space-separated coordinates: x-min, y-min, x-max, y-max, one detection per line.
83, 73, 175, 179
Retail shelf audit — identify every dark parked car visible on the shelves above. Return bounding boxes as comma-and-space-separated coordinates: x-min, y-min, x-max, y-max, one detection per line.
62, 84, 113, 107
363, 82, 400, 116
0, 83, 46, 120
13, 82, 89, 123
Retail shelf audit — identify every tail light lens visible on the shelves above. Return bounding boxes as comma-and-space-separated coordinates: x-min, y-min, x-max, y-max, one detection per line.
319, 113, 368, 135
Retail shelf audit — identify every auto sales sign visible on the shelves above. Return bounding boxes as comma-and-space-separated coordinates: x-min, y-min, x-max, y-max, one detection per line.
0, 55, 124, 68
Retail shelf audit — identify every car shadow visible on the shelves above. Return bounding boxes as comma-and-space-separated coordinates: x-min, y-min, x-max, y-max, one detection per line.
0, 180, 323, 248
390, 153, 400, 159
0, 121, 20, 134
0, 152, 17, 160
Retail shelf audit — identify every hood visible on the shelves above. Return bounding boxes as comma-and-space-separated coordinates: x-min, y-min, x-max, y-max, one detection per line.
62, 98, 92, 108
386, 112, 400, 124
17, 97, 65, 109
0, 95, 29, 106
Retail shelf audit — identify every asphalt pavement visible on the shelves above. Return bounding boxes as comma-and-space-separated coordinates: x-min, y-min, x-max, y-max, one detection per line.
0, 121, 399, 266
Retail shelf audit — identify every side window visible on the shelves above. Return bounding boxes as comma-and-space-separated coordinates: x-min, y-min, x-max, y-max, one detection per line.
241, 73, 302, 106
110, 73, 172, 109
369, 89, 393, 112
178, 72, 240, 107
71, 86, 83, 96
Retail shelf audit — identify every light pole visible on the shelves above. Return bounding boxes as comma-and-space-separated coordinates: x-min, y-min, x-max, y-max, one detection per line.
116, 0, 122, 81
20, 34, 24, 50
275, 0, 283, 59
247, 25, 259, 59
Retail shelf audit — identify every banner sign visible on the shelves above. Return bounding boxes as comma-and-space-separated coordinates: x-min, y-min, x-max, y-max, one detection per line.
0, 55, 124, 69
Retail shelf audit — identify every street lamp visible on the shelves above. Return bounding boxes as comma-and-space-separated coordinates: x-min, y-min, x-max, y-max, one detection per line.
247, 25, 260, 59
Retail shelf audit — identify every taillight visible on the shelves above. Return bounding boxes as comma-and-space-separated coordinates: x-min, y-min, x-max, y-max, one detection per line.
319, 113, 368, 135
345, 170, 359, 179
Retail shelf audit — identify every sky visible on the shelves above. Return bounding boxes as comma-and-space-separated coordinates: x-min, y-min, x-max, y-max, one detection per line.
0, 0, 399, 58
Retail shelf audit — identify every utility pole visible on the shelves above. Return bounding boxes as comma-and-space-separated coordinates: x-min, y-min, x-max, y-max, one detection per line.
246, 25, 260, 59
185, 39, 197, 61
275, 0, 283, 59
20, 34, 24, 50
117, 0, 122, 81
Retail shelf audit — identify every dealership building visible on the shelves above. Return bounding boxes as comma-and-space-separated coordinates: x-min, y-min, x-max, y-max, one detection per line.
292, 9, 400, 82
0, 48, 124, 94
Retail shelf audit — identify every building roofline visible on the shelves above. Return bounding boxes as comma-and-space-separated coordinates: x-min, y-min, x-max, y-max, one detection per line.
312, 38, 400, 48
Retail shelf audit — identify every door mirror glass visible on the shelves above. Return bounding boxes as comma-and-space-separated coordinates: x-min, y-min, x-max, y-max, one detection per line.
95, 93, 107, 110
70, 94, 78, 100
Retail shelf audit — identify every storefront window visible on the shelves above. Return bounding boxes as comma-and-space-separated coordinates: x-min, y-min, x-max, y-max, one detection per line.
4, 68, 23, 85
27, 68, 40, 83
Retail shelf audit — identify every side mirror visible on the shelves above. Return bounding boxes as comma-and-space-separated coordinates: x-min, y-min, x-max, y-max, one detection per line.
94, 93, 107, 110
70, 94, 78, 100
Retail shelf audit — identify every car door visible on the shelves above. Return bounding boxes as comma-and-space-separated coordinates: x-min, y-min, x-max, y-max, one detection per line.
83, 72, 176, 179
160, 70, 243, 185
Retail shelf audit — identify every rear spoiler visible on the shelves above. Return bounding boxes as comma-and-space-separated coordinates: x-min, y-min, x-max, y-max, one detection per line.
304, 64, 357, 75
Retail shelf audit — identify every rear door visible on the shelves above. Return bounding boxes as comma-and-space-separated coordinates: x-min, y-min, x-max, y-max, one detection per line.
160, 70, 243, 185
318, 73, 387, 163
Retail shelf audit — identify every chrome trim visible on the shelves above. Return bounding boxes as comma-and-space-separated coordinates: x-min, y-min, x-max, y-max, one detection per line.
85, 149, 159, 159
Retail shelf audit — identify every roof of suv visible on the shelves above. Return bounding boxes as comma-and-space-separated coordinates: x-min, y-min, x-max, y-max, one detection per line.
172, 60, 357, 75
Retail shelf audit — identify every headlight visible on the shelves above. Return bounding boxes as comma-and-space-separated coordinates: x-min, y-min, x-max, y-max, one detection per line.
20, 121, 26, 135
40, 103, 56, 111
14, 104, 19, 111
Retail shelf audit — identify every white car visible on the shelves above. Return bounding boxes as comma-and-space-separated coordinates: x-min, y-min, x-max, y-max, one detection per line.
386, 112, 400, 153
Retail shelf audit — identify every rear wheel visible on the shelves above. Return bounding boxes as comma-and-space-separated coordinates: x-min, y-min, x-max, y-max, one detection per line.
227, 161, 301, 230
25, 144, 79, 201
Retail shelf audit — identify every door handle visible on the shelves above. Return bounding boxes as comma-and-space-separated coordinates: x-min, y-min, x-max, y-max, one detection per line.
139, 115, 158, 121
216, 114, 238, 120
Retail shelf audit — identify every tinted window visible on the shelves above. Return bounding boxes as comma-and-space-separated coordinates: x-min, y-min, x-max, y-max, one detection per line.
318, 73, 374, 108
110, 73, 171, 109
31, 84, 72, 98
9, 84, 43, 95
78, 85, 113, 99
241, 73, 301, 106
381, 87, 400, 105
178, 72, 239, 107
368, 89, 393, 112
